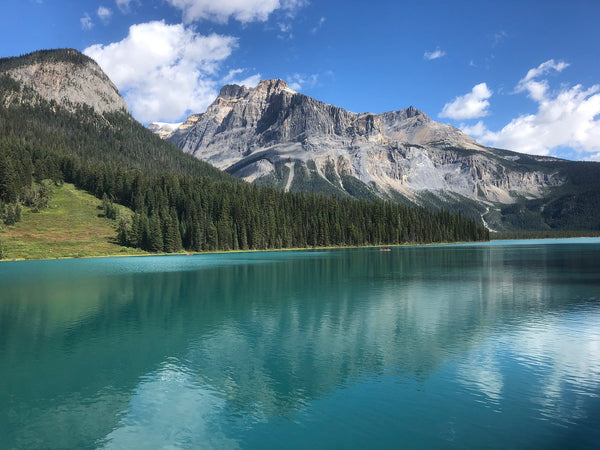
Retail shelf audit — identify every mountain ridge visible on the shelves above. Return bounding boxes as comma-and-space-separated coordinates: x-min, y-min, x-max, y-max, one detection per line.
1, 49, 597, 236
154, 79, 593, 230
1, 49, 489, 257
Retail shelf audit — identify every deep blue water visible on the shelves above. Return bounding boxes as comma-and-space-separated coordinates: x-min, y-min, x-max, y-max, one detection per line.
1, 239, 599, 448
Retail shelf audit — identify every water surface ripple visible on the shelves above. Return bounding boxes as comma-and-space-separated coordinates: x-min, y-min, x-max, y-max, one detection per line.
1, 239, 599, 448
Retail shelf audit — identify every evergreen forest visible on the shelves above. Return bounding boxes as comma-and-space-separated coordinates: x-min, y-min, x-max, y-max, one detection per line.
0, 72, 489, 254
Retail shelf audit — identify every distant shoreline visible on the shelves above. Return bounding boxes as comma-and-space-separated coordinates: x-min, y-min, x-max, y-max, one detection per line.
0, 241, 470, 263
3, 236, 600, 263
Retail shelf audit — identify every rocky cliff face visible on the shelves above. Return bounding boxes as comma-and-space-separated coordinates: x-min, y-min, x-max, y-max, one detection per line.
162, 79, 562, 219
0, 49, 128, 114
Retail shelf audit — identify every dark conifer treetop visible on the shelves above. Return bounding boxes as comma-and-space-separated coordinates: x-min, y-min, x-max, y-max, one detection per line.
0, 49, 95, 71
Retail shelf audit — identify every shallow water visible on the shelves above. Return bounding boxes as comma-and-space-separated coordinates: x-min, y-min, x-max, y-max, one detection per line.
1, 239, 599, 448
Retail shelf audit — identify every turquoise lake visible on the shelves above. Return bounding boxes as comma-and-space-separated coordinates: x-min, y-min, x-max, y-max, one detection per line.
1, 239, 600, 448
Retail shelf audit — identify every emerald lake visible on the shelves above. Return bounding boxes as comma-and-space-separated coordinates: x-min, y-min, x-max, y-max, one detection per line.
1, 239, 600, 448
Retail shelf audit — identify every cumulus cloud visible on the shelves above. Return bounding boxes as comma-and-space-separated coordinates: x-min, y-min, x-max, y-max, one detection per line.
97, 6, 112, 24
440, 83, 492, 120
460, 121, 489, 139
520, 59, 569, 85
464, 60, 600, 159
424, 48, 446, 60
80, 13, 93, 30
84, 21, 237, 122
515, 59, 569, 102
165, 0, 305, 24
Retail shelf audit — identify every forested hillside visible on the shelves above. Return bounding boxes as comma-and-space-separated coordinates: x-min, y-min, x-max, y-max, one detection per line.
0, 51, 488, 256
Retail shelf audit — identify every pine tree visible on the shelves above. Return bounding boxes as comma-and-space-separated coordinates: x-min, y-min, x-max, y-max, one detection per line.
149, 213, 163, 252
129, 213, 141, 248
116, 216, 131, 246
207, 220, 218, 251
171, 210, 183, 251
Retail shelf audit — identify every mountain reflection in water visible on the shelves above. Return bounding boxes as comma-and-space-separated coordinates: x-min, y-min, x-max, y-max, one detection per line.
1, 240, 599, 448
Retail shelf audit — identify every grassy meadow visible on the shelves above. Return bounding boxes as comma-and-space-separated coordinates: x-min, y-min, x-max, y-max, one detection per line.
0, 183, 147, 260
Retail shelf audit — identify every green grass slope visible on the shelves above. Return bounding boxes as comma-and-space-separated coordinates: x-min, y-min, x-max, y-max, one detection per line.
0, 183, 146, 260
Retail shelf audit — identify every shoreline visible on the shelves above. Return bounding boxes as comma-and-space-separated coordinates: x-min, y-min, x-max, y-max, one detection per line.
2, 236, 600, 263
0, 240, 478, 263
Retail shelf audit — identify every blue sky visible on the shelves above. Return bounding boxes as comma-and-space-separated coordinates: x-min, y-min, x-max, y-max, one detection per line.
1, 0, 600, 160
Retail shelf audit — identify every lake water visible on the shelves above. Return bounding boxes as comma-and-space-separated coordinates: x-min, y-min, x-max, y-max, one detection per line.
1, 239, 599, 448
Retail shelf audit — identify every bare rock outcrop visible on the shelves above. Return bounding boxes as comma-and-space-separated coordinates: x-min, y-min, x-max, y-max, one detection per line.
1, 49, 128, 114
157, 79, 564, 211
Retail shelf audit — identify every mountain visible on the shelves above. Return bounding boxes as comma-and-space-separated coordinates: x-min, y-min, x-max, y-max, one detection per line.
0, 49, 488, 257
0, 49, 128, 114
159, 79, 600, 231
0, 49, 230, 179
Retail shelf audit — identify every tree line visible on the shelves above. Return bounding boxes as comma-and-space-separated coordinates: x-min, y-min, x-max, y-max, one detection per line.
0, 74, 489, 254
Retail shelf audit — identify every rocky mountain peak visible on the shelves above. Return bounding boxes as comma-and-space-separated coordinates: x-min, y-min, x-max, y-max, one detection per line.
380, 106, 428, 122
218, 84, 249, 99
0, 48, 129, 115
405, 105, 421, 118
159, 79, 563, 222
256, 78, 295, 94
217, 79, 296, 103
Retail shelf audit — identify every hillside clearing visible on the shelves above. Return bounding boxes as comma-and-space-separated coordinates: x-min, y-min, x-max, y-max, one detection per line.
1, 183, 146, 260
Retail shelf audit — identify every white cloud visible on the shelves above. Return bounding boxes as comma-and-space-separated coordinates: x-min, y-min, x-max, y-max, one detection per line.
586, 153, 600, 162
469, 60, 600, 158
460, 120, 487, 138
278, 22, 292, 33
80, 13, 93, 30
84, 21, 237, 122
424, 48, 446, 60
222, 68, 244, 83
280, 0, 309, 18
287, 73, 318, 91
165, 0, 303, 24
440, 83, 492, 120
222, 69, 261, 87
236, 74, 262, 88
486, 84, 600, 156
97, 6, 112, 24
515, 59, 570, 102
520, 59, 569, 85
277, 21, 294, 39
115, 0, 136, 13
311, 16, 326, 33
492, 30, 508, 46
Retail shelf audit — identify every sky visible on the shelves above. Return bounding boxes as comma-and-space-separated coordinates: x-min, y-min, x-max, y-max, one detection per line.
1, 0, 600, 161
